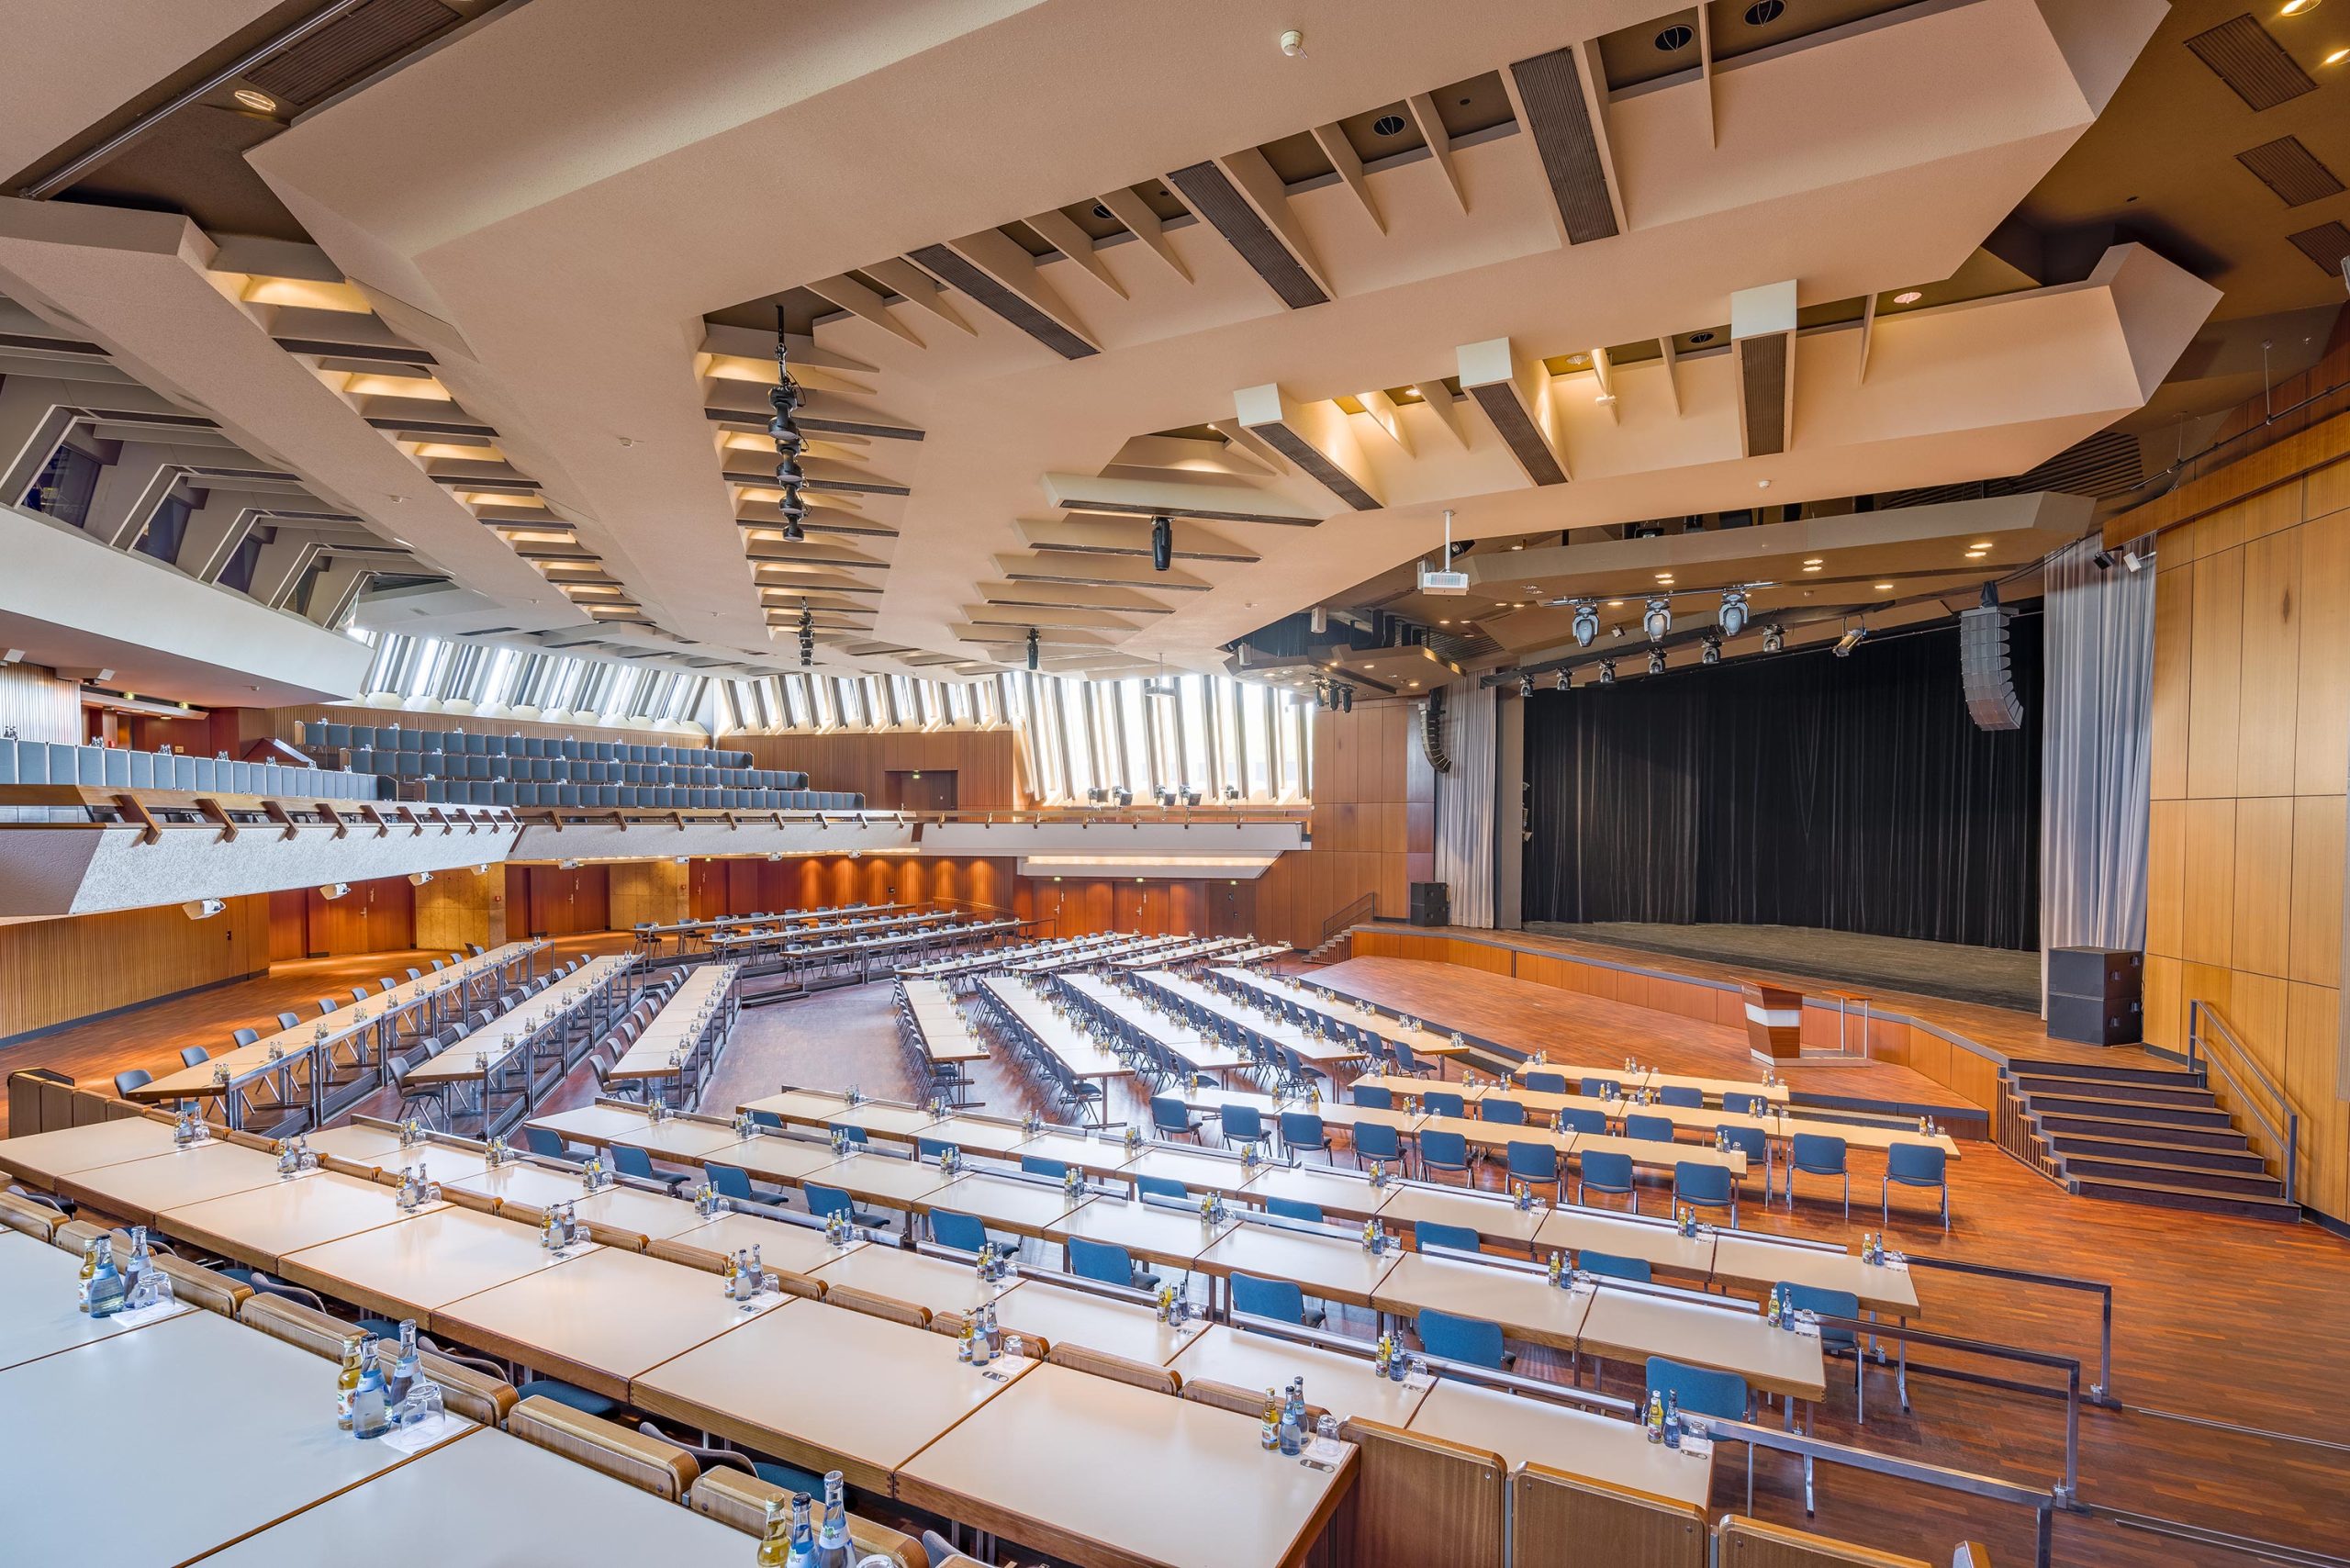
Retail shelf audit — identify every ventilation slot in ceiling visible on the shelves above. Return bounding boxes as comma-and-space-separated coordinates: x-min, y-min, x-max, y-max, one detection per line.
2183, 16, 2317, 111
1464, 383, 1569, 485
1163, 162, 1328, 309
2235, 136, 2343, 207
246, 0, 461, 109
906, 245, 1096, 360
2287, 220, 2350, 276
1506, 47, 1619, 244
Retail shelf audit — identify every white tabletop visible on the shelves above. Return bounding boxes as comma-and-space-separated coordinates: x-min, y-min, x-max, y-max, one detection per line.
0, 1228, 194, 1371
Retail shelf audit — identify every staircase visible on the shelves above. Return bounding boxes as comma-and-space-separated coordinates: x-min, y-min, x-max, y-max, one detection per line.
1299, 893, 1379, 965
2009, 1053, 2300, 1221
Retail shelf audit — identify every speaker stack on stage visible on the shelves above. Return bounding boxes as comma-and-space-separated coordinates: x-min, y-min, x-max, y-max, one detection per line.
1407, 882, 1450, 928
2045, 946, 2143, 1046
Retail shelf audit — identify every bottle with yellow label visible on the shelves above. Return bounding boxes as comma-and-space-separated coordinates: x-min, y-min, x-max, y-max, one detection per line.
336, 1338, 364, 1431
76, 1235, 100, 1314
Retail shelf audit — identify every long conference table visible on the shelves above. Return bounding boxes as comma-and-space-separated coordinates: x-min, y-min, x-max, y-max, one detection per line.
1, 1121, 1359, 1568
124, 941, 548, 1131
401, 954, 636, 1134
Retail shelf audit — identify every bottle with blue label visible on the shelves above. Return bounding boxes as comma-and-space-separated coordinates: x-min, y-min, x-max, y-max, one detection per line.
85, 1236, 127, 1319
351, 1343, 391, 1439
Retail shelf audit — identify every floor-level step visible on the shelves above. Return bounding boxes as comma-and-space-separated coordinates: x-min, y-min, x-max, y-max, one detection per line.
2061, 1155, 2286, 1198
2028, 1092, 2233, 1130
2015, 1073, 2215, 1109
2008, 1056, 2203, 1089
2035, 1111, 2252, 1150
2067, 1170, 2300, 1221
2049, 1132, 2270, 1174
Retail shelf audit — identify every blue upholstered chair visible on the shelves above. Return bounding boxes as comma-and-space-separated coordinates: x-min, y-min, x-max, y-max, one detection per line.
1417, 1308, 1508, 1370
1577, 1149, 1638, 1211
1787, 1134, 1850, 1217
1232, 1270, 1325, 1328
1069, 1235, 1160, 1293
1883, 1142, 1950, 1230
1673, 1160, 1737, 1227
1576, 1249, 1651, 1283
1417, 1128, 1471, 1183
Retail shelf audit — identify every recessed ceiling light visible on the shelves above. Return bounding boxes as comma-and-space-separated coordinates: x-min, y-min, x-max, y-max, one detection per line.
1745, 0, 1785, 22
1565, 353, 1589, 367
1893, 290, 1923, 306
1802, 565, 1822, 573
1971, 541, 1992, 549
2280, 0, 2319, 16
1965, 549, 1988, 559
1606, 599, 1625, 608
1438, 620, 1450, 625
1654, 573, 1673, 581
1874, 582, 1894, 591
2327, 45, 2349, 63
233, 87, 277, 114
1802, 557, 1823, 566
1510, 543, 1524, 550
1372, 113, 1408, 137
1756, 478, 1773, 489
1688, 330, 1716, 344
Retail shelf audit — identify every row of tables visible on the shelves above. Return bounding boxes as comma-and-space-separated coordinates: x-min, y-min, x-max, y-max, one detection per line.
402, 955, 637, 1132
605, 962, 739, 1101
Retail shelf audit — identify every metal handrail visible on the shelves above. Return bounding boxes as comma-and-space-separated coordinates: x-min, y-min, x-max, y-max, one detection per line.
1319, 891, 1379, 945
2187, 999, 2299, 1204
1905, 1254, 2117, 1408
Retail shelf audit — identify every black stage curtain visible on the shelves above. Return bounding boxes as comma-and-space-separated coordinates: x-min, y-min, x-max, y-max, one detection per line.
1522, 616, 2042, 950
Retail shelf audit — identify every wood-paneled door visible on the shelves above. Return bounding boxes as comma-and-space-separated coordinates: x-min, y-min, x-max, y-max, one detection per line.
527, 866, 610, 936
303, 877, 416, 957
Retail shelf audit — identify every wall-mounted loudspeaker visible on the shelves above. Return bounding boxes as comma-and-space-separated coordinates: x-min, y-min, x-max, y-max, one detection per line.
1957, 596, 2021, 732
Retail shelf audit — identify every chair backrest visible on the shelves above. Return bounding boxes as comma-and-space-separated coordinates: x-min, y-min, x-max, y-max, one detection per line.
1781, 1282, 1862, 1347
1482, 1097, 1527, 1126
826, 1122, 869, 1148
1523, 1071, 1568, 1094
929, 1209, 988, 1254
916, 1137, 957, 1162
749, 1109, 784, 1130
1576, 1249, 1651, 1283
1424, 1091, 1465, 1118
1723, 1092, 1765, 1117
1265, 1195, 1323, 1224
1045, 1340, 1181, 1395
825, 1285, 929, 1328
275, 1012, 302, 1031
1580, 1077, 1619, 1097
1415, 1220, 1483, 1255
1886, 1143, 1946, 1183
1353, 1084, 1393, 1109
0, 1190, 62, 1242
522, 1126, 567, 1159
236, 1293, 364, 1362
1223, 1104, 1263, 1138
705, 1162, 753, 1201
1580, 1150, 1635, 1191
1136, 1174, 1187, 1202
1393, 1040, 1424, 1071
686, 1470, 927, 1568
1674, 1161, 1734, 1204
1646, 1355, 1749, 1421
507, 1395, 697, 1502
1278, 1111, 1325, 1146
803, 1182, 854, 1220
1018, 1154, 1069, 1180
1230, 1271, 1311, 1324
415, 1350, 518, 1428
1658, 1085, 1704, 1108
1355, 1121, 1403, 1159
113, 1068, 153, 1098
1067, 1235, 1134, 1287
318, 997, 339, 1014
1505, 1140, 1558, 1181
1790, 1133, 1849, 1172
611, 1145, 655, 1180
1516, 1465, 1707, 1568
1557, 1106, 1607, 1136
1419, 1129, 1469, 1170
1625, 1114, 1676, 1143
1719, 1125, 1768, 1163
1149, 1096, 1192, 1133
1714, 1513, 1932, 1568
1417, 1308, 1507, 1369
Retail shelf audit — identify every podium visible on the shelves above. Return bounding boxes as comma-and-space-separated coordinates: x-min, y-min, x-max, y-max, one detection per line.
1740, 980, 1804, 1065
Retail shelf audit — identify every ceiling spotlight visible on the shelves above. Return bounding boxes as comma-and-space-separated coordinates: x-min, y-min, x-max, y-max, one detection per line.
2122, 548, 2149, 574
1338, 683, 1354, 713
1026, 626, 1040, 672
2280, 0, 2319, 14
768, 306, 812, 554
1150, 514, 1172, 572
2325, 46, 2348, 64
1893, 290, 1923, 305
1598, 659, 1617, 685
1762, 623, 1785, 655
1518, 671, 1535, 698
1873, 582, 1895, 592
1647, 648, 1666, 677
1570, 599, 1600, 646
1718, 588, 1749, 638
1834, 622, 1869, 658
1701, 636, 1722, 666
1756, 478, 1773, 490
1642, 598, 1672, 641
1554, 668, 1571, 691
232, 87, 277, 114
318, 882, 351, 901
2091, 550, 2115, 571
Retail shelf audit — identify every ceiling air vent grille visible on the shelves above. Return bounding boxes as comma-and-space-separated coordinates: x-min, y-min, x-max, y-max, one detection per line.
246, 0, 461, 109
2183, 15, 2316, 112
2235, 136, 2343, 207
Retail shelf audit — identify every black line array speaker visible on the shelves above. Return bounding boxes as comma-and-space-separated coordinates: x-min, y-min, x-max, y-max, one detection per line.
2046, 946, 2142, 1046
1407, 882, 1450, 928
1958, 604, 2023, 732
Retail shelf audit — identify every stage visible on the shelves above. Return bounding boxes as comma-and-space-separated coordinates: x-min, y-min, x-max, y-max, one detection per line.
1525, 922, 2042, 1013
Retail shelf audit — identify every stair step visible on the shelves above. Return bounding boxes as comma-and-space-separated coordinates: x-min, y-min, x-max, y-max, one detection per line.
2026, 1092, 2233, 1128
2048, 1133, 2270, 1173
2035, 1112, 2251, 1150
2015, 1073, 2214, 1108
2008, 1057, 2201, 1089
2068, 1171, 2300, 1221
2061, 1156, 2285, 1197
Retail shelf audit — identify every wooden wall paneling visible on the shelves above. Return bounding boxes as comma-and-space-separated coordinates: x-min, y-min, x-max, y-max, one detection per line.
2142, 955, 2185, 1054
0, 897, 268, 1044
2185, 547, 2244, 800
2149, 566, 2194, 801
2288, 795, 2344, 988
2294, 506, 2350, 799
2143, 799, 2185, 959
609, 860, 691, 932
2237, 529, 2303, 797
2231, 797, 2295, 979
267, 888, 308, 963
414, 866, 503, 953
1511, 1466, 1707, 1568
2178, 799, 2238, 968
0, 662, 84, 745
2284, 981, 2347, 1217
304, 876, 414, 957
728, 730, 1023, 811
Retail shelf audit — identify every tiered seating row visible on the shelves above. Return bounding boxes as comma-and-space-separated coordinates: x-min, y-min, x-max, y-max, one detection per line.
0, 737, 376, 800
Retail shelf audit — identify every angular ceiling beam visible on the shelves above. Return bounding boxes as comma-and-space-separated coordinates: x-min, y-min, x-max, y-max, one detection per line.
976, 578, 1177, 614
1015, 514, 1259, 562
1163, 160, 1327, 310
1232, 385, 1382, 511
858, 256, 976, 336
960, 601, 1140, 632
917, 231, 1100, 359
804, 274, 923, 347
993, 552, 1210, 591
1404, 94, 1468, 213
1023, 209, 1128, 300
1355, 388, 1414, 454
1309, 122, 1384, 233
1413, 384, 1471, 449
1731, 280, 1796, 458
1215, 148, 1334, 299
1092, 187, 1191, 282
1455, 338, 1568, 486
1039, 470, 1324, 526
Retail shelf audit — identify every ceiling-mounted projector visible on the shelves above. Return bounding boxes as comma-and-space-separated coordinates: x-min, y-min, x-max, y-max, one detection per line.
1420, 507, 1471, 595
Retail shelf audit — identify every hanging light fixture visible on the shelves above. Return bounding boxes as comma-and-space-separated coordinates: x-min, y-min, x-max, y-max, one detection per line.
1646, 648, 1666, 676
1761, 623, 1785, 655
1570, 599, 1600, 647
1701, 635, 1722, 666
1643, 597, 1673, 641
1718, 588, 1749, 638
1150, 514, 1172, 572
1025, 626, 1040, 672
772, 307, 809, 543
1554, 668, 1570, 691
797, 602, 813, 666
1597, 659, 1617, 685
1338, 683, 1354, 712
1517, 671, 1535, 698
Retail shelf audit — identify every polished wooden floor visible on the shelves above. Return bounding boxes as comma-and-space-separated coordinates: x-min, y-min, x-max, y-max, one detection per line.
8, 939, 2346, 1566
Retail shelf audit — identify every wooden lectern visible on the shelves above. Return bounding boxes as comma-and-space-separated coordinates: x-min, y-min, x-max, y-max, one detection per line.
1740, 980, 1805, 1065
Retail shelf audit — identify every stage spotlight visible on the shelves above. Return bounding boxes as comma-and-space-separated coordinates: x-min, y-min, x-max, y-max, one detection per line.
1643, 598, 1672, 641
1570, 599, 1599, 647
1517, 671, 1534, 698
1026, 627, 1039, 672
1834, 622, 1869, 658
2090, 551, 2115, 571
1338, 684, 1354, 713
1151, 514, 1172, 572
1762, 623, 1785, 655
1553, 668, 1571, 691
2121, 548, 2148, 574
1646, 648, 1666, 677
1718, 588, 1748, 638
1701, 636, 1721, 666
1598, 659, 1617, 685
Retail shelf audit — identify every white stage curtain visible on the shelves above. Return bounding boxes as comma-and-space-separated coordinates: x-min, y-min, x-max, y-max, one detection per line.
1435, 679, 1497, 927
2040, 536, 2154, 997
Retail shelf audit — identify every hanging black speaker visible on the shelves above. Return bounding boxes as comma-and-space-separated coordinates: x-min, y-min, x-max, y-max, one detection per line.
1150, 514, 1172, 572
1958, 597, 2022, 732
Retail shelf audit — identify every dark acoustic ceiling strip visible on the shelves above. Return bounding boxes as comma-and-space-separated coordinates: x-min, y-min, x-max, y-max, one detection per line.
1163, 162, 1328, 309
246, 0, 460, 107
1243, 421, 1381, 510
1506, 47, 1618, 245
1058, 498, 1317, 526
2287, 220, 2350, 275
275, 336, 439, 364
1737, 334, 1790, 459
1466, 383, 1568, 485
793, 416, 924, 442
906, 244, 1096, 360
803, 477, 912, 497
2235, 137, 2343, 207
367, 417, 498, 438
2183, 16, 2316, 112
